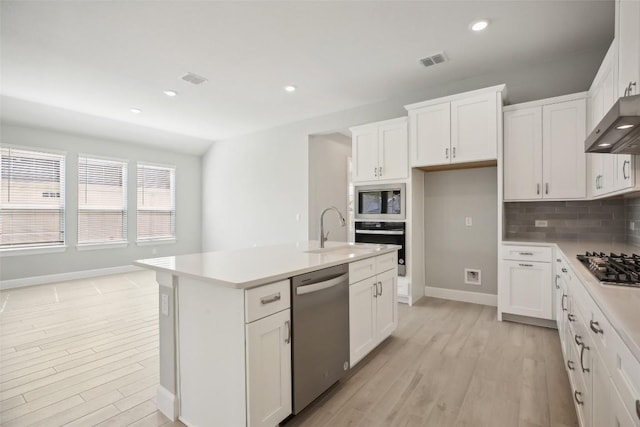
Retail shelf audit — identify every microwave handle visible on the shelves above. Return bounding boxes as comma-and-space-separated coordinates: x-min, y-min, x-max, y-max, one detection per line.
355, 229, 404, 235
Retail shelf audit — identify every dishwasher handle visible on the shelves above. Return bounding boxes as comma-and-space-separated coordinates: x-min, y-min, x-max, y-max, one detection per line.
296, 273, 348, 295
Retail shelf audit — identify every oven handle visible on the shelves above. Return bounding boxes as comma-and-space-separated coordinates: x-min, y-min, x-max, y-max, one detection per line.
355, 230, 405, 235
296, 274, 348, 295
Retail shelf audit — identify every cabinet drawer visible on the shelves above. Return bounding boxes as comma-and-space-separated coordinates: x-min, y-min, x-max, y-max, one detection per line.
376, 252, 397, 274
349, 257, 377, 284
584, 296, 615, 375
245, 280, 291, 323
611, 331, 640, 425
502, 245, 552, 262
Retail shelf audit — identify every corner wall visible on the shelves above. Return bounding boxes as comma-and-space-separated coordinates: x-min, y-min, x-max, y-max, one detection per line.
0, 123, 202, 282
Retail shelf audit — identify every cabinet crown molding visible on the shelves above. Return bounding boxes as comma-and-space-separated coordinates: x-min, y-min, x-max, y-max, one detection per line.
404, 84, 506, 111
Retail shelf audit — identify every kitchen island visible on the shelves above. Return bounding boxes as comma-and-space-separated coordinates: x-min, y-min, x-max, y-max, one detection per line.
134, 241, 400, 427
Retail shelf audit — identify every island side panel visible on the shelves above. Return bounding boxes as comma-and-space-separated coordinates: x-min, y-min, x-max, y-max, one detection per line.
178, 276, 247, 427
156, 272, 179, 420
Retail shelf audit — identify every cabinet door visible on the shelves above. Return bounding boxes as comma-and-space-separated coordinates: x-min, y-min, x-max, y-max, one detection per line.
451, 92, 498, 164
617, 0, 640, 97
349, 278, 377, 366
614, 155, 634, 191
501, 260, 552, 320
593, 351, 614, 427
503, 107, 543, 200
409, 103, 451, 167
609, 378, 638, 427
352, 128, 379, 182
375, 269, 397, 341
542, 99, 587, 199
590, 154, 616, 196
246, 309, 292, 427
378, 121, 408, 180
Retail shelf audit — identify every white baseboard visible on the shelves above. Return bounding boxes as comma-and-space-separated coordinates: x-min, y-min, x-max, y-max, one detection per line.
424, 286, 497, 307
0, 265, 143, 290
156, 385, 178, 421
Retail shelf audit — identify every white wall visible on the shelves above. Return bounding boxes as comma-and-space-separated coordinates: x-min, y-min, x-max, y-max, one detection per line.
424, 167, 498, 295
0, 123, 203, 282
308, 133, 351, 242
201, 49, 606, 251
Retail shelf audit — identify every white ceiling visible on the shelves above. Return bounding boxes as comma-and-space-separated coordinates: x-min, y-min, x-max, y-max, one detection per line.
1, 1, 613, 154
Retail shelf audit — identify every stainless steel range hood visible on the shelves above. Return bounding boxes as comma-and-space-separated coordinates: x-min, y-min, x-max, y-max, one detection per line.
585, 94, 640, 154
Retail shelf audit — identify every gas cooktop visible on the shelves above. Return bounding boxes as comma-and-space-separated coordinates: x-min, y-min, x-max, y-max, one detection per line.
576, 252, 640, 287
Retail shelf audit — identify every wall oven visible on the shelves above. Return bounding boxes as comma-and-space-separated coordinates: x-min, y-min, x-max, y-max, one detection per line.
355, 183, 405, 221
355, 221, 405, 276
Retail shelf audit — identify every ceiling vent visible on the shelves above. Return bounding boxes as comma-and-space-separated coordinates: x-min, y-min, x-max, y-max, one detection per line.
420, 52, 448, 68
180, 72, 208, 85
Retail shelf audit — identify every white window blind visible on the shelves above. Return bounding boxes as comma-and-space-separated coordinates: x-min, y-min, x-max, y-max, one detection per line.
78, 156, 127, 244
137, 163, 175, 240
1, 146, 66, 248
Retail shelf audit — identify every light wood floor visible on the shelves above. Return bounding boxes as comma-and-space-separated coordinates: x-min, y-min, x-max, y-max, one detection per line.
1, 271, 577, 427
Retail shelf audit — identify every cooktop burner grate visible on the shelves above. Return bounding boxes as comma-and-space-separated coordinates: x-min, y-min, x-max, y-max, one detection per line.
576, 252, 640, 287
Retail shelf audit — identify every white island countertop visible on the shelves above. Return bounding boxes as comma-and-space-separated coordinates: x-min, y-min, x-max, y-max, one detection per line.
134, 241, 400, 289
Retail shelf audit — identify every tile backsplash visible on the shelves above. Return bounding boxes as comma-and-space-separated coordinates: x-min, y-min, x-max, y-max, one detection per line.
626, 195, 640, 246
504, 199, 627, 243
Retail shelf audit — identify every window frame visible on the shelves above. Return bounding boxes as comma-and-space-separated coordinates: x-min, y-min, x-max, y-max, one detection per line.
0, 144, 67, 253
136, 161, 176, 244
76, 154, 129, 248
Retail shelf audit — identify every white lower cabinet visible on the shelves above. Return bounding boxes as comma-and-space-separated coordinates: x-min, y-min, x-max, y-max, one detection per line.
246, 309, 292, 427
349, 254, 398, 367
500, 245, 553, 320
555, 249, 640, 427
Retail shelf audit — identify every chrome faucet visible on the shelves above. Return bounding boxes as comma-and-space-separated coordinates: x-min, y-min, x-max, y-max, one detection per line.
320, 206, 346, 248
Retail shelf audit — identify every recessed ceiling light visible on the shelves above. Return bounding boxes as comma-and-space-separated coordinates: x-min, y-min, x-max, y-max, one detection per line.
130, 108, 142, 114
284, 85, 297, 93
617, 124, 634, 130
164, 90, 178, 97
470, 20, 489, 32
598, 143, 612, 147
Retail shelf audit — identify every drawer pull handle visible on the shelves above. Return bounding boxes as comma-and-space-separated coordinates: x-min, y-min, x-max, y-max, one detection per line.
519, 252, 534, 256
636, 399, 639, 420
561, 294, 567, 312
568, 313, 576, 322
555, 274, 560, 290
556, 258, 561, 262
284, 320, 291, 344
580, 344, 590, 373
575, 334, 584, 346
574, 390, 584, 405
377, 281, 382, 297
567, 360, 574, 370
519, 263, 533, 267
260, 293, 281, 305
590, 320, 603, 335
562, 268, 568, 273
373, 283, 378, 298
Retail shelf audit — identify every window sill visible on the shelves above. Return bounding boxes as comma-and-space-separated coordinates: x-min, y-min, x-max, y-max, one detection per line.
76, 242, 129, 251
136, 238, 177, 247
0, 245, 68, 257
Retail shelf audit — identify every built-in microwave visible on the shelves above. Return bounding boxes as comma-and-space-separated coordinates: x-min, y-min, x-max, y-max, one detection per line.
354, 183, 405, 221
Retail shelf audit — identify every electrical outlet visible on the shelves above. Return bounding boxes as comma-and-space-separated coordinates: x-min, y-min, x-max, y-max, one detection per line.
295, 213, 301, 222
631, 222, 636, 231
161, 294, 169, 316
535, 220, 548, 228
465, 269, 481, 285
465, 217, 472, 226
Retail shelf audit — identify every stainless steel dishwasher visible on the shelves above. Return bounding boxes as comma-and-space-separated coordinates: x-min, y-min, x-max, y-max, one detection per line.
291, 264, 349, 414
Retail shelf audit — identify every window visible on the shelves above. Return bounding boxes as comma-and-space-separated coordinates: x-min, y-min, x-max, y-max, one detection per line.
137, 163, 175, 241
0, 146, 65, 248
78, 156, 127, 245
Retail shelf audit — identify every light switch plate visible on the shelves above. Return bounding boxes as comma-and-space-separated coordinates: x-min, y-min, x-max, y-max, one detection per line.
535, 220, 548, 228
465, 217, 472, 226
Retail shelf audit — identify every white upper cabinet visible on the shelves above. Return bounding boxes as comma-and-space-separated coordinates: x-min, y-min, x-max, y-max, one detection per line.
408, 103, 450, 166
351, 117, 408, 183
617, 0, 640, 97
451, 92, 498, 164
542, 99, 587, 199
405, 85, 504, 168
504, 107, 543, 200
503, 95, 587, 201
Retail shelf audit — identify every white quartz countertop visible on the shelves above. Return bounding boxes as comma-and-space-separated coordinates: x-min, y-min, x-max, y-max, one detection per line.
504, 239, 640, 362
134, 241, 400, 290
